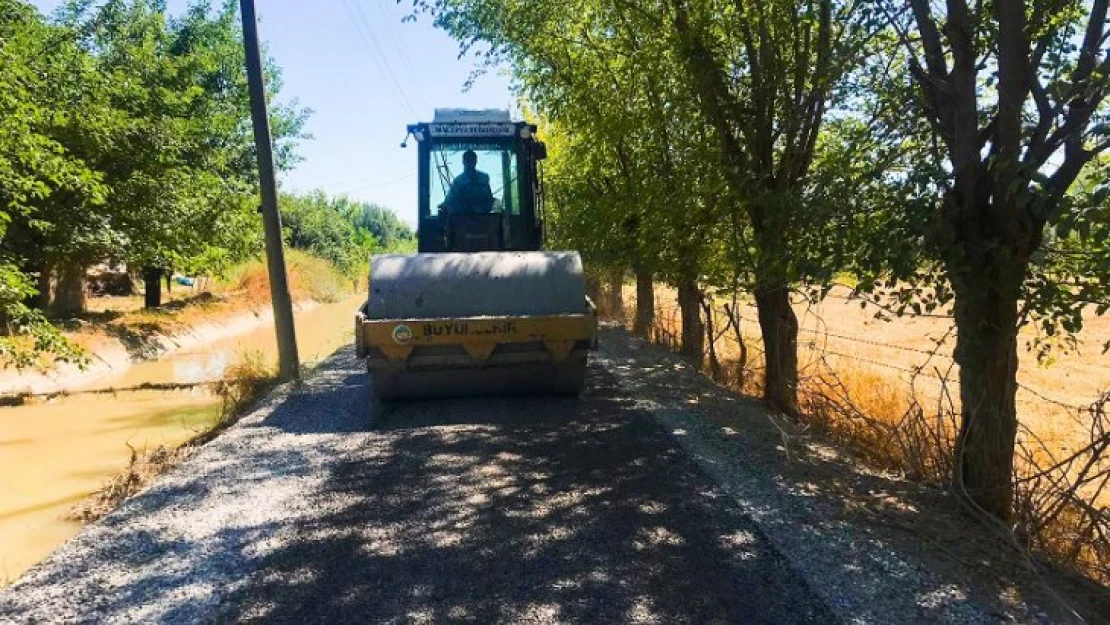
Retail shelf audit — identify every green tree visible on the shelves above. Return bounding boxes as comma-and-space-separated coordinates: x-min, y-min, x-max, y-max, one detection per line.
281, 190, 414, 275
661, 0, 876, 413
3, 0, 309, 312
428, 0, 728, 359
64, 0, 307, 308
281, 191, 362, 273
343, 199, 416, 251
874, 0, 1110, 519
426, 0, 874, 406
0, 0, 96, 364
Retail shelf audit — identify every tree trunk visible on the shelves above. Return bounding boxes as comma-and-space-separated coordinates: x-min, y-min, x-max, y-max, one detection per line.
50, 263, 87, 317
633, 268, 655, 339
143, 266, 163, 309
950, 258, 1023, 521
754, 281, 799, 414
702, 298, 723, 381
725, 302, 749, 390
35, 265, 53, 311
677, 271, 704, 367
585, 271, 602, 312
605, 266, 624, 319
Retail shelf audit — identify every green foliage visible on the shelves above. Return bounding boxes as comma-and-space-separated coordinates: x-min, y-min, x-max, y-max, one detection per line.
0, 0, 309, 366
421, 0, 886, 295
0, 0, 103, 367
425, 0, 732, 290
1026, 157, 1110, 359
0, 264, 86, 370
345, 200, 416, 251
1, 0, 308, 274
0, 0, 109, 256
281, 191, 363, 274
857, 1, 1110, 358
280, 190, 414, 275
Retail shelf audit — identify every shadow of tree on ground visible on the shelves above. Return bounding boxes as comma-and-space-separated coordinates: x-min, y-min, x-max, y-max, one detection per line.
213, 365, 835, 624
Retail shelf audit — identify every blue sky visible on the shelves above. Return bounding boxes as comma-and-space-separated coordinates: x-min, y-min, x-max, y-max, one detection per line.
30, 0, 515, 226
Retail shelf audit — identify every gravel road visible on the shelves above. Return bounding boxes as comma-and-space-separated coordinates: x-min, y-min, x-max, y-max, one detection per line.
0, 328, 1082, 624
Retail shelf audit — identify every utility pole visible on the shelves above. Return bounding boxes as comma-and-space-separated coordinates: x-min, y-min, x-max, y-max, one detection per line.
240, 0, 300, 380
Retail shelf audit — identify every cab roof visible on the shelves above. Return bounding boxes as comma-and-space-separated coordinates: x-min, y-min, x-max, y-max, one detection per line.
432, 109, 512, 124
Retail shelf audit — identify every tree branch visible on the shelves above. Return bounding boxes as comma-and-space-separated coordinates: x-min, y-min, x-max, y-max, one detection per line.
908, 0, 948, 78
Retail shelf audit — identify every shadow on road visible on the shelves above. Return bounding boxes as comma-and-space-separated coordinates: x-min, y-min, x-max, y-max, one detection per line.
4, 342, 1101, 623
213, 364, 835, 623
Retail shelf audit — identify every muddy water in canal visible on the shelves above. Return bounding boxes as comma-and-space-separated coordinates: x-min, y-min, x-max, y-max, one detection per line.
0, 294, 363, 582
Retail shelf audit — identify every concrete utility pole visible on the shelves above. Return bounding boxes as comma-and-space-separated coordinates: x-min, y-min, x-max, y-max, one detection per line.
240, 0, 300, 380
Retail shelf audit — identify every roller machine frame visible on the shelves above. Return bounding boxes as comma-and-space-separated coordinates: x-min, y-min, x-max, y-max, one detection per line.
355, 110, 597, 400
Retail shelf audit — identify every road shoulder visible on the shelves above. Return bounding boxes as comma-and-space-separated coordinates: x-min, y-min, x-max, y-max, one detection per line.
599, 325, 1092, 623
0, 349, 370, 623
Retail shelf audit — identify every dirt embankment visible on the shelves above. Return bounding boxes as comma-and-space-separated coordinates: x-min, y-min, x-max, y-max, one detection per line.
1, 251, 357, 397
0, 298, 320, 397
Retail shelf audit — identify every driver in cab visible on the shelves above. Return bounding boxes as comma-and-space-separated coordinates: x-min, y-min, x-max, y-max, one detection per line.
440, 150, 494, 215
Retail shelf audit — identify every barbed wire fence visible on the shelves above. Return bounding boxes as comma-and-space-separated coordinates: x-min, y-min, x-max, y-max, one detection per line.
647, 297, 1089, 411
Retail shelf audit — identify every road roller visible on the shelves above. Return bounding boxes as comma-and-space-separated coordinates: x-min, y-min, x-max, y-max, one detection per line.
355, 109, 597, 399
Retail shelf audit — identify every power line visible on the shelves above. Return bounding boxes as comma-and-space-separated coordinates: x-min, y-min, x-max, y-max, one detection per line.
350, 0, 419, 111
339, 0, 418, 117
374, 0, 429, 110
320, 168, 413, 188
342, 0, 415, 115
337, 171, 417, 194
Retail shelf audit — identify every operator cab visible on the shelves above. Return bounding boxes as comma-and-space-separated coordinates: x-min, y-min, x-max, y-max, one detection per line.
406, 109, 547, 253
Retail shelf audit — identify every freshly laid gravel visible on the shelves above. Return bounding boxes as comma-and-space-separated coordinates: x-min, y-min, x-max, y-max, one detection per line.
0, 329, 1082, 623
0, 360, 373, 624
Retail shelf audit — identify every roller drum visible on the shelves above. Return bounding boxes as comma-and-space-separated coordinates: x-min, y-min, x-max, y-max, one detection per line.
364, 251, 590, 400
368, 252, 587, 319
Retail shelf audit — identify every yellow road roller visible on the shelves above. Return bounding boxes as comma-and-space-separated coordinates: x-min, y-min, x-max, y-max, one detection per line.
355, 109, 597, 399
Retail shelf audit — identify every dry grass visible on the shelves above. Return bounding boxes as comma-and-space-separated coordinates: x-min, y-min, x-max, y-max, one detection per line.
798, 362, 958, 483
641, 283, 1108, 441
212, 349, 279, 423
228, 249, 353, 306
66, 445, 194, 522
1014, 395, 1110, 585
617, 281, 1110, 588
65, 351, 279, 523
55, 251, 355, 365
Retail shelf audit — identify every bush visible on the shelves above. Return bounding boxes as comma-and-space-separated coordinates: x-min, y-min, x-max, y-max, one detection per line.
0, 264, 86, 371
230, 249, 353, 304
279, 191, 416, 276
280, 192, 361, 274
